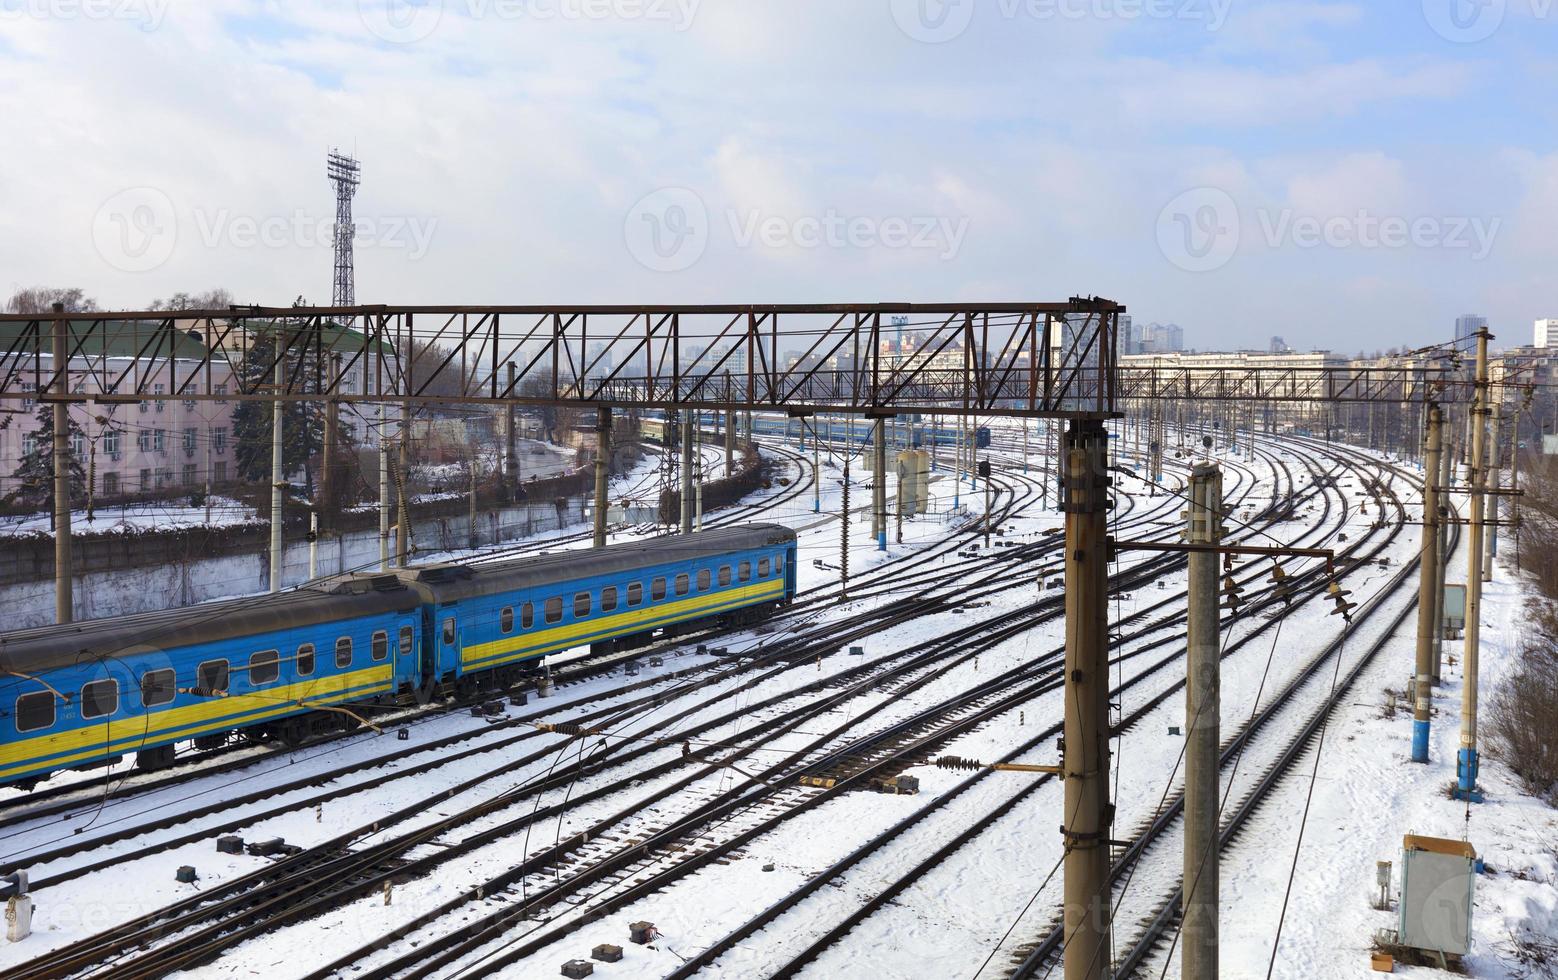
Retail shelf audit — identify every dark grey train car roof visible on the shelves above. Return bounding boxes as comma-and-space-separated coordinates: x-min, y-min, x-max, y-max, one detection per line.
0, 584, 420, 676
381, 523, 797, 604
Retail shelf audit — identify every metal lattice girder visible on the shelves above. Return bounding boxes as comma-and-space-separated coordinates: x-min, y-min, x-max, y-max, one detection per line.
0, 299, 1126, 419
1113, 365, 1459, 404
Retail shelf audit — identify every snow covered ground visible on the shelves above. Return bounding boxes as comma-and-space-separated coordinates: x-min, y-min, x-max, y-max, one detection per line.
0, 495, 259, 537
0, 425, 1553, 980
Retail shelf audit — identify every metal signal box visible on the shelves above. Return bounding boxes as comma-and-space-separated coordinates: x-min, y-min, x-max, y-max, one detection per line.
1398, 835, 1476, 958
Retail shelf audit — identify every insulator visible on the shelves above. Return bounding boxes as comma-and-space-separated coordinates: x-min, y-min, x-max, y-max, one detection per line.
535, 721, 605, 738
935, 755, 985, 772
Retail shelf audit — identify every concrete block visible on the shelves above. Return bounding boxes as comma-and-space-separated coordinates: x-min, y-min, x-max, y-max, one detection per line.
561, 960, 594, 978
591, 944, 623, 962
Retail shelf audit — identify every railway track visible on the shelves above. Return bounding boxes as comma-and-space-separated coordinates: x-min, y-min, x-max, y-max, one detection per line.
0, 429, 1393, 980
0, 443, 1224, 976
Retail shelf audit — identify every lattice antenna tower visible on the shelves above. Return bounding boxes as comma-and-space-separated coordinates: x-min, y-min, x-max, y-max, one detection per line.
327, 149, 361, 307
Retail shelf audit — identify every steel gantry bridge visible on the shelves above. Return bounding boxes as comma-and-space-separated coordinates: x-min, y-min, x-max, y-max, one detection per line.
1, 300, 1122, 417
0, 299, 1468, 417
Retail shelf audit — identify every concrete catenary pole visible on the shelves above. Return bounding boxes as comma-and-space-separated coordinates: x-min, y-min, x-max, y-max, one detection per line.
379, 405, 390, 571
1486, 403, 1502, 572
1183, 462, 1222, 980
466, 420, 479, 551
1412, 404, 1442, 763
1062, 418, 1112, 980
874, 418, 888, 551
840, 459, 851, 598
812, 419, 821, 514
397, 402, 411, 566
680, 415, 695, 535
1433, 430, 1453, 685
724, 408, 735, 476
50, 303, 73, 624
1458, 329, 1490, 801
594, 406, 612, 548
269, 355, 285, 594
505, 362, 518, 500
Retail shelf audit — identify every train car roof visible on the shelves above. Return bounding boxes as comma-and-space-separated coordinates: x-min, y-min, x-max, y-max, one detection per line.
0, 582, 420, 676
381, 523, 797, 603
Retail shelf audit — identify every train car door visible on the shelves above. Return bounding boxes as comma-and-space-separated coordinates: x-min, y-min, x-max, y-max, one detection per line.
438, 606, 461, 676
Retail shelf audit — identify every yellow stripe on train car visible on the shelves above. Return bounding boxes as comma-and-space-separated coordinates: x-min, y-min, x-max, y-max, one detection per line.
460, 581, 785, 670
0, 665, 395, 780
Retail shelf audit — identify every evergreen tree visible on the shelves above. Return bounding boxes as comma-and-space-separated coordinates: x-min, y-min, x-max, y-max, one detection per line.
232, 332, 325, 483
6, 405, 86, 508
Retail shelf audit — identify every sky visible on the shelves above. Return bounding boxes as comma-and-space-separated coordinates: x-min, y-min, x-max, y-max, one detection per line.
0, 0, 1554, 354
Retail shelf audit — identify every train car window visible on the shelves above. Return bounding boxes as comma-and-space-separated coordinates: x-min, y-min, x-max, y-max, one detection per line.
249, 650, 280, 685
627, 582, 643, 606
697, 569, 711, 591
759, 557, 771, 578
198, 659, 230, 695
501, 607, 514, 633
739, 561, 751, 583
371, 631, 390, 662
15, 692, 54, 733
674, 573, 690, 596
399, 627, 414, 656
718, 566, 732, 587
545, 597, 563, 624
81, 679, 119, 720
442, 618, 456, 646
574, 592, 591, 618
521, 602, 535, 629
141, 669, 176, 707
651, 578, 667, 601
776, 554, 785, 575
296, 644, 316, 676
335, 638, 353, 669
601, 586, 618, 612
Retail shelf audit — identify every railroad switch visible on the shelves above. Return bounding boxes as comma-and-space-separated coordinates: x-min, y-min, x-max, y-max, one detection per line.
870, 775, 920, 795
628, 920, 658, 944
799, 775, 837, 789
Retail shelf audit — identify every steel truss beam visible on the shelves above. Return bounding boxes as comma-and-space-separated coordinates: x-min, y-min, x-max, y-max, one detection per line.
0, 300, 1124, 419
1114, 365, 1457, 404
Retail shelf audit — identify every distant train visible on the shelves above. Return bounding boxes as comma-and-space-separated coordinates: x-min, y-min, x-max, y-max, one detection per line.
0, 524, 798, 790
642, 411, 990, 450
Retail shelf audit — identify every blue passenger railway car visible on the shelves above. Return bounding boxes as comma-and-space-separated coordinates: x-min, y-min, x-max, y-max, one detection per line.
0, 524, 797, 790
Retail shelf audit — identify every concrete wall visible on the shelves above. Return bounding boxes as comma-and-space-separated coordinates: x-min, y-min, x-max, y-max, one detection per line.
0, 496, 595, 630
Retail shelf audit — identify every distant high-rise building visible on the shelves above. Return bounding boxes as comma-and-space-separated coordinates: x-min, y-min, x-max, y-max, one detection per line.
1535, 319, 1558, 348
1118, 315, 1137, 355
1143, 322, 1184, 353
1454, 314, 1487, 352
1270, 336, 1291, 354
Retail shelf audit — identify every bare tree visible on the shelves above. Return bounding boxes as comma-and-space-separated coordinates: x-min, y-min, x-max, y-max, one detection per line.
5, 287, 98, 314
146, 289, 234, 311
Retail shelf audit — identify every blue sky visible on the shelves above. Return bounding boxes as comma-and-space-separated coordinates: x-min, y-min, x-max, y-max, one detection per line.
0, 0, 1553, 353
